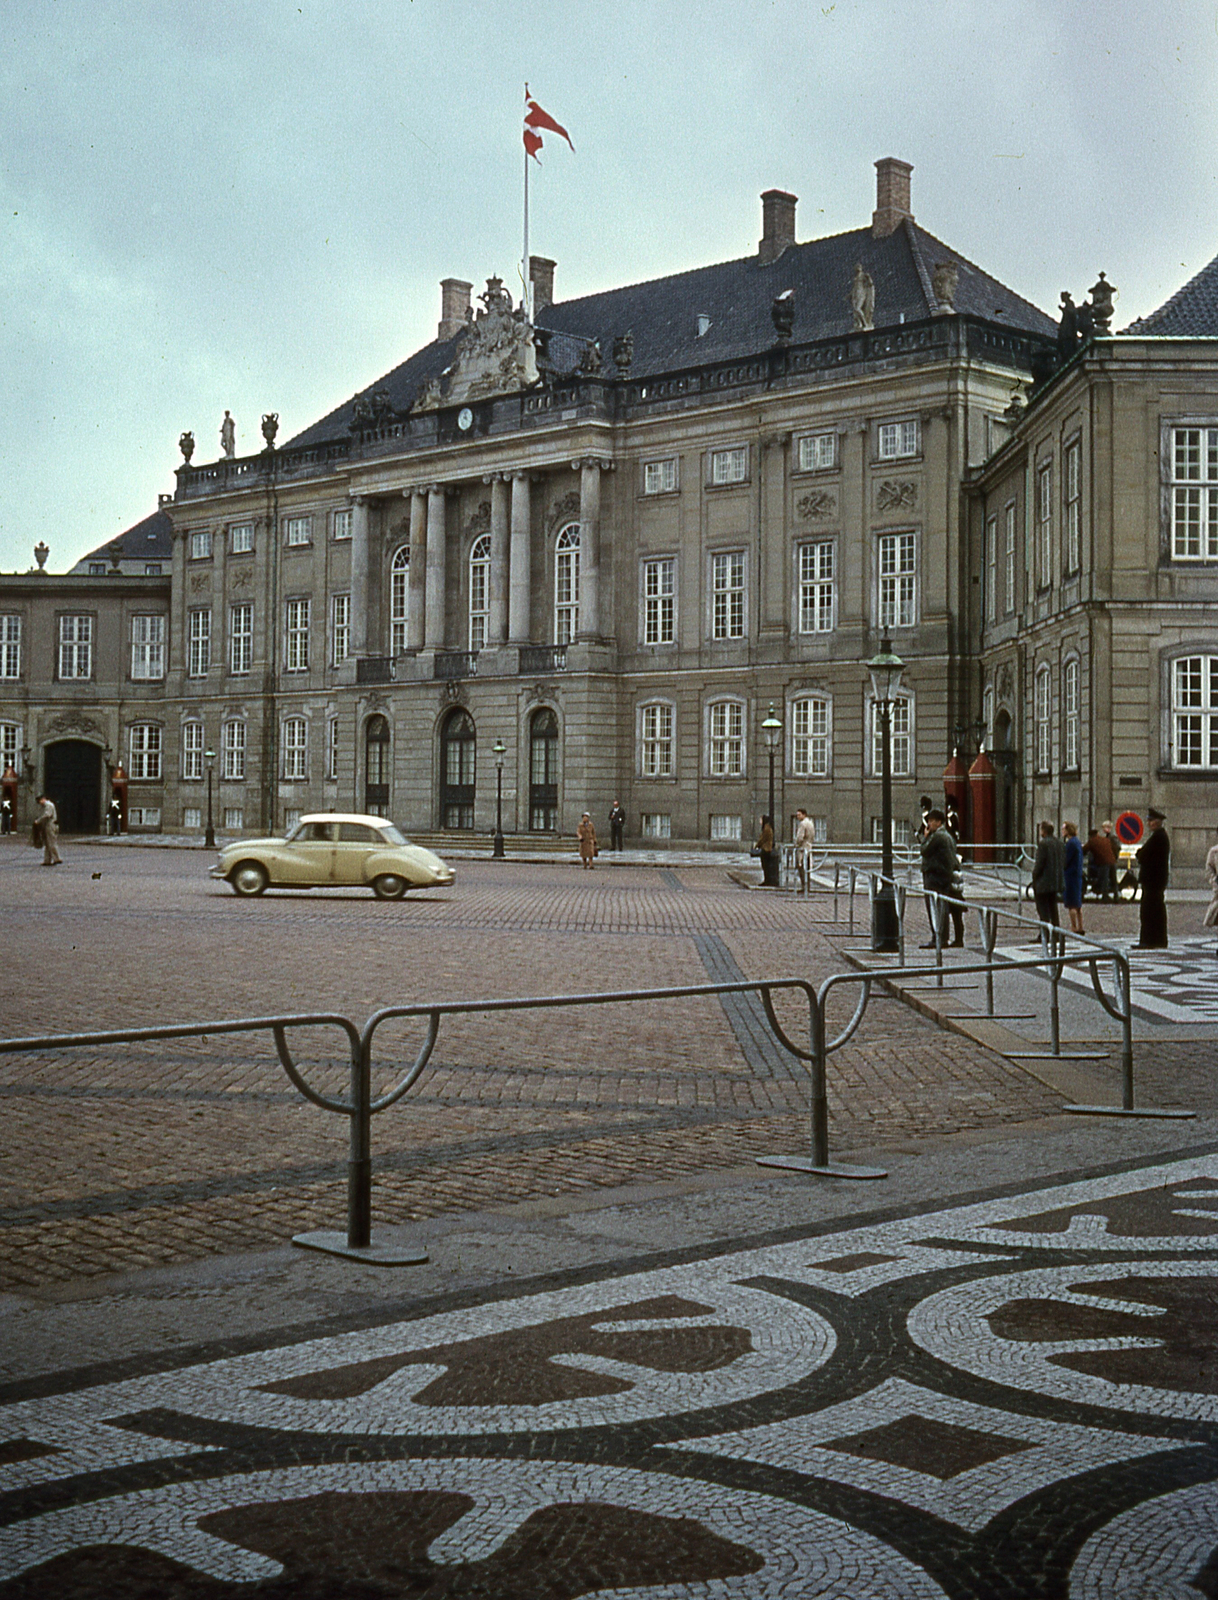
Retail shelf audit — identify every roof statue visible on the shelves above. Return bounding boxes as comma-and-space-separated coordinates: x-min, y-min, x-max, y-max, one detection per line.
412, 276, 539, 413
932, 261, 959, 315
220, 410, 236, 458
850, 263, 875, 331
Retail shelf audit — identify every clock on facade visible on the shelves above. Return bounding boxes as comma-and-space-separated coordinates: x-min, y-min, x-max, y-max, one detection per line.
457, 406, 474, 431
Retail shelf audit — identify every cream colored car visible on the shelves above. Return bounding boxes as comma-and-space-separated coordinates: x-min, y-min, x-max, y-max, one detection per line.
211, 813, 455, 899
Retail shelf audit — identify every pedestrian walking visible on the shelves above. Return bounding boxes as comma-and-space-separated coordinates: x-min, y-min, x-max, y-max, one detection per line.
1084, 825, 1117, 901
1062, 821, 1085, 935
1098, 821, 1120, 900
755, 814, 776, 887
577, 811, 598, 869
920, 808, 964, 946
1204, 829, 1218, 949
36, 795, 62, 866
608, 800, 625, 852
793, 807, 816, 893
1031, 820, 1064, 934
1136, 808, 1170, 949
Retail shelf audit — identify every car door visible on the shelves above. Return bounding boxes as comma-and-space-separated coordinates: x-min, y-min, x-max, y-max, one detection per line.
333, 821, 382, 885
277, 821, 337, 884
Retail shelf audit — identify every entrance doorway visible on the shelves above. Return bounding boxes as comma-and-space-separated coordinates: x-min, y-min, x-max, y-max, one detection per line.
44, 741, 103, 833
993, 711, 1016, 844
364, 715, 390, 817
529, 708, 558, 830
440, 709, 475, 828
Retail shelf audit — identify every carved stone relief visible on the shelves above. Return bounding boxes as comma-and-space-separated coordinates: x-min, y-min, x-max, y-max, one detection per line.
797, 490, 837, 521
189, 572, 212, 594
46, 712, 104, 738
412, 277, 538, 411
465, 500, 492, 539
229, 566, 252, 591
547, 490, 581, 535
998, 663, 1015, 704
877, 480, 918, 512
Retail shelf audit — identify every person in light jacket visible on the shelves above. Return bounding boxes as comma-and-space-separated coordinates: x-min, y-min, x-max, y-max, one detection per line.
36, 795, 62, 866
577, 812, 598, 869
793, 807, 817, 892
1204, 828, 1218, 947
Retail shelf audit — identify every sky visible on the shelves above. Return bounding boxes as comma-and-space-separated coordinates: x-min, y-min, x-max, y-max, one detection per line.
2, 0, 1216, 574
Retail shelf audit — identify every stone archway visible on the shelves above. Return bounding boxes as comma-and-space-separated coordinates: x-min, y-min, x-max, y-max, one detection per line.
44, 741, 103, 833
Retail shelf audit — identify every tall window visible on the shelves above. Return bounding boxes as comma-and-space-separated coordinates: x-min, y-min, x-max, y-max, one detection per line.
1036, 460, 1053, 587
1004, 501, 1017, 615
59, 615, 92, 679
643, 458, 677, 494
188, 609, 210, 678
229, 522, 254, 554
333, 508, 352, 541
1063, 657, 1080, 769
441, 708, 476, 829
189, 529, 212, 561
798, 432, 836, 471
222, 720, 245, 781
469, 535, 490, 651
529, 707, 559, 830
711, 550, 745, 639
640, 702, 673, 777
877, 420, 919, 459
331, 593, 350, 666
1172, 654, 1218, 767
878, 533, 917, 628
643, 558, 675, 644
983, 686, 995, 745
984, 515, 998, 628
182, 720, 204, 781
1, 721, 22, 775
708, 700, 743, 776
1035, 664, 1052, 773
870, 696, 913, 778
283, 717, 308, 779
285, 515, 311, 547
131, 615, 165, 680
798, 542, 835, 633
129, 723, 162, 780
1170, 427, 1218, 559
555, 525, 580, 644
0, 615, 21, 678
792, 696, 831, 777
285, 598, 310, 672
326, 715, 340, 780
710, 446, 748, 484
230, 603, 253, 675
390, 545, 410, 654
1063, 441, 1081, 574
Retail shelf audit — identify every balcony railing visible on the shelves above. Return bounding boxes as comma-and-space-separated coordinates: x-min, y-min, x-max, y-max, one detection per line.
518, 645, 567, 674
356, 657, 395, 684
435, 650, 478, 680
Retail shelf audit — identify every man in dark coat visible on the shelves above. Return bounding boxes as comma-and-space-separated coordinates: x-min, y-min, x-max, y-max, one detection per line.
608, 800, 626, 852
1031, 820, 1064, 931
1136, 808, 1170, 948
920, 808, 964, 946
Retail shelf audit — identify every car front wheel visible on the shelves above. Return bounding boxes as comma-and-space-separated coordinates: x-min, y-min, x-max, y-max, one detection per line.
372, 874, 408, 900
231, 862, 269, 897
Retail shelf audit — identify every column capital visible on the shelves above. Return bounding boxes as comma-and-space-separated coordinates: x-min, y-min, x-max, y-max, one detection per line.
570, 456, 614, 473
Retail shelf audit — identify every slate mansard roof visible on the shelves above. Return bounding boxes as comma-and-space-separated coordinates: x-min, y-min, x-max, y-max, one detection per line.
284, 216, 1057, 452
1121, 246, 1218, 336
71, 504, 174, 575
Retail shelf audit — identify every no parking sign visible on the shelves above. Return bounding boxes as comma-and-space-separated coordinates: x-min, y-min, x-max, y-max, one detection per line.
1115, 810, 1144, 847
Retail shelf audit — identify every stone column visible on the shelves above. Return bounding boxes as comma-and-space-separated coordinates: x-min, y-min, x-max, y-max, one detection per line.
407, 489, 426, 651
488, 475, 510, 644
350, 496, 370, 656
509, 472, 531, 643
577, 459, 602, 639
424, 485, 446, 648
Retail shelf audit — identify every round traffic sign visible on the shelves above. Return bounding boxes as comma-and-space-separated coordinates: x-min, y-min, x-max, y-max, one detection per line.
1115, 810, 1143, 846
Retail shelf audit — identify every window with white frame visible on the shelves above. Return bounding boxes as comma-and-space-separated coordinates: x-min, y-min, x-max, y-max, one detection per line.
326, 715, 339, 780
711, 550, 745, 639
878, 533, 917, 629
390, 545, 410, 654
469, 535, 490, 651
333, 508, 352, 541
189, 529, 212, 561
1, 722, 21, 775
639, 702, 673, 777
710, 446, 748, 485
183, 807, 202, 830
131, 614, 165, 680
641, 813, 671, 839
1003, 501, 1016, 615
555, 524, 580, 644
145, 563, 162, 575
230, 602, 253, 675
983, 685, 995, 745
872, 816, 913, 846
282, 717, 307, 780
331, 593, 350, 666
1036, 460, 1053, 587
127, 806, 160, 828
285, 515, 311, 547
798, 432, 836, 472
182, 720, 204, 781
798, 541, 835, 633
222, 720, 246, 781
223, 807, 243, 831
229, 522, 254, 555
58, 615, 92, 679
285, 598, 310, 672
985, 515, 998, 628
709, 814, 741, 841
1063, 441, 1081, 573
129, 723, 162, 780
1035, 664, 1052, 773
708, 700, 744, 776
877, 419, 919, 459
643, 458, 677, 495
870, 695, 913, 778
1063, 657, 1080, 769
1170, 426, 1218, 559
0, 615, 21, 678
89, 562, 106, 576
188, 609, 210, 678
792, 695, 831, 777
1172, 654, 1218, 767
643, 558, 675, 644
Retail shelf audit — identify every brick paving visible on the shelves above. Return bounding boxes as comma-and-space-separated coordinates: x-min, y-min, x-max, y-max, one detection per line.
1, 843, 1064, 1289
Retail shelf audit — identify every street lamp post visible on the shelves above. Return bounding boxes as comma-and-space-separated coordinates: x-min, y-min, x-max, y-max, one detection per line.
204, 747, 216, 850
867, 634, 905, 952
492, 738, 506, 858
761, 703, 783, 887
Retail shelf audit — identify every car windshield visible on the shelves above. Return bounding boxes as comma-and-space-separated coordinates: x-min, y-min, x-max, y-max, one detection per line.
378, 823, 408, 845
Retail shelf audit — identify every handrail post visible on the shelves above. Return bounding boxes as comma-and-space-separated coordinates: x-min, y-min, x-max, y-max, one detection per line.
810, 987, 829, 1167
934, 893, 945, 987
896, 881, 906, 967
982, 908, 997, 1016
1118, 954, 1135, 1110
1048, 927, 1062, 1058
848, 866, 856, 935
833, 861, 840, 923
348, 1033, 373, 1248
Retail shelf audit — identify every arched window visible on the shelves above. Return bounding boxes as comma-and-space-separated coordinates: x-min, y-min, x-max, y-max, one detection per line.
555, 524, 580, 644
529, 708, 558, 830
791, 695, 831, 778
364, 714, 390, 816
1063, 657, 1080, 771
1034, 664, 1052, 774
440, 709, 475, 828
390, 546, 410, 655
469, 534, 491, 652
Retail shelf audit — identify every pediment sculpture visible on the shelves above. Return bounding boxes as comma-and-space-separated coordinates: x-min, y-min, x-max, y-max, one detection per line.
413, 277, 539, 412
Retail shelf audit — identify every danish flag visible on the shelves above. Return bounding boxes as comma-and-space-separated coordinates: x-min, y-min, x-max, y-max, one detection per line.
524, 86, 574, 161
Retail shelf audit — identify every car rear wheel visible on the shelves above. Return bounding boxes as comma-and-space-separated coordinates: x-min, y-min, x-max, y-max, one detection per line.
372, 874, 408, 900
231, 862, 269, 897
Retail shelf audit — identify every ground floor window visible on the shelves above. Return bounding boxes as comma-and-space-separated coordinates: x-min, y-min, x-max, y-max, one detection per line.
129, 723, 162, 780
223, 807, 244, 831
441, 707, 476, 828
183, 806, 202, 830
871, 817, 913, 847
283, 718, 307, 781
709, 814, 741, 841
1172, 653, 1218, 767
127, 806, 161, 828
641, 813, 671, 839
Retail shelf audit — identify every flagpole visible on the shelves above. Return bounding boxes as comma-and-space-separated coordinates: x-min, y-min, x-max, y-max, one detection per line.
522, 83, 530, 322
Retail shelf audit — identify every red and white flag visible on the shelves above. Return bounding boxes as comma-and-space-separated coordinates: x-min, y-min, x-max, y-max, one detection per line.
524, 86, 574, 161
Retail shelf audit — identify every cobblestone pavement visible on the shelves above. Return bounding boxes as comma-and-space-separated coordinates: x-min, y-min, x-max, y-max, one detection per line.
0, 1148, 1215, 1598
0, 844, 1065, 1290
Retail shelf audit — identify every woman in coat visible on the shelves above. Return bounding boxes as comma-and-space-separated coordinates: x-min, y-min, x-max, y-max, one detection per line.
1062, 821, 1085, 935
1204, 829, 1218, 944
755, 814, 775, 886
577, 812, 598, 869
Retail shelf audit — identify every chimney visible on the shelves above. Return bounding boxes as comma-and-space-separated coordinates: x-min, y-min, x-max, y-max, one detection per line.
438, 278, 473, 340
530, 255, 556, 314
872, 158, 913, 238
758, 189, 797, 264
